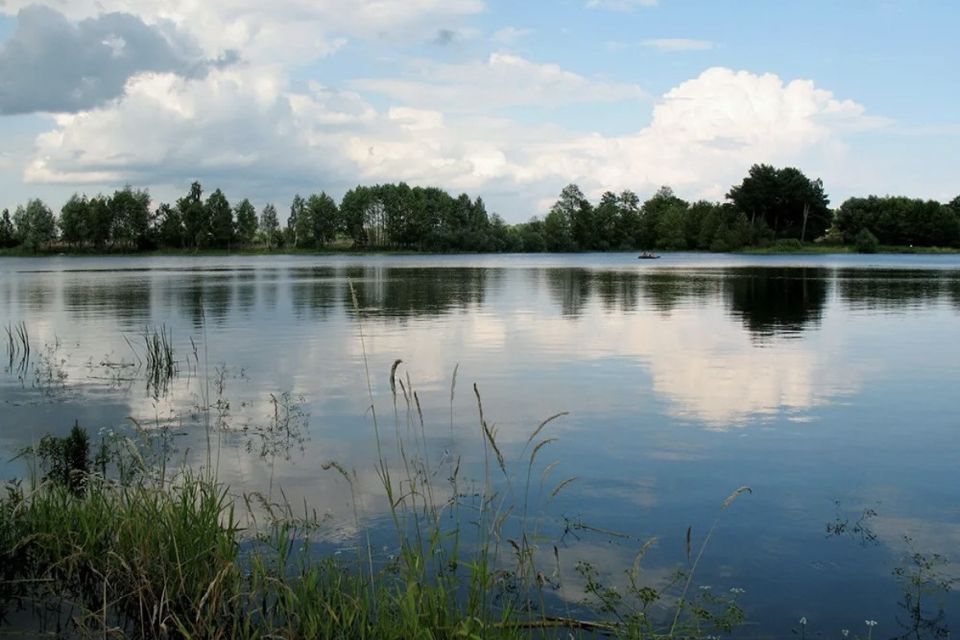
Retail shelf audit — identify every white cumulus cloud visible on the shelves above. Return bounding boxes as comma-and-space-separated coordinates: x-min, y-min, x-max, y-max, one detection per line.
352, 52, 646, 111
21, 63, 883, 217
0, 0, 485, 64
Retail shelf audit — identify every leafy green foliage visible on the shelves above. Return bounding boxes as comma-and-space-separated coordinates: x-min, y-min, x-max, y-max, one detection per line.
111, 186, 153, 249
207, 188, 234, 248
3, 168, 958, 254
287, 193, 309, 248
307, 192, 339, 248
58, 194, 87, 245
179, 181, 208, 249
258, 202, 281, 248
836, 196, 960, 247
234, 198, 258, 246
155, 202, 184, 248
13, 199, 57, 252
0, 209, 15, 248
727, 164, 831, 240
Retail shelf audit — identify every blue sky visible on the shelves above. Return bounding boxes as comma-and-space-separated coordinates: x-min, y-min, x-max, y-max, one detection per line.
0, 0, 957, 221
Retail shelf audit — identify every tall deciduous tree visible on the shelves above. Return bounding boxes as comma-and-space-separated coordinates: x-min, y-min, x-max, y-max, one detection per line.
259, 203, 280, 248
544, 184, 587, 251
592, 192, 619, 250
83, 194, 113, 248
109, 186, 151, 249
950, 196, 960, 215
179, 182, 207, 249
59, 194, 88, 246
287, 195, 307, 248
340, 186, 374, 247
727, 164, 830, 240
548, 184, 592, 250
155, 203, 184, 248
14, 199, 57, 252
307, 192, 339, 248
207, 189, 234, 248
234, 199, 258, 246
640, 186, 687, 250
0, 208, 15, 248
614, 190, 641, 249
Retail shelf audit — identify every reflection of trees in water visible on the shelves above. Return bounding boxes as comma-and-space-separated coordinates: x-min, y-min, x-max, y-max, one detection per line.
340, 265, 958, 333
17, 277, 56, 313
836, 269, 960, 312
725, 267, 830, 339
199, 276, 233, 326
641, 271, 724, 313
290, 267, 339, 320
542, 268, 725, 316
948, 278, 960, 312
592, 271, 641, 313
159, 274, 233, 328
37, 264, 960, 342
343, 267, 493, 319
544, 269, 594, 317
258, 269, 281, 313
64, 277, 152, 328
234, 271, 257, 316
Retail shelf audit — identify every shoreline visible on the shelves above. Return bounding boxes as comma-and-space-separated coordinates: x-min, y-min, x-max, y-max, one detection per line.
2, 244, 959, 259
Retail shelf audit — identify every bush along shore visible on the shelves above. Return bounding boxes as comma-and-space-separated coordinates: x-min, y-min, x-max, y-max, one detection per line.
2, 164, 959, 256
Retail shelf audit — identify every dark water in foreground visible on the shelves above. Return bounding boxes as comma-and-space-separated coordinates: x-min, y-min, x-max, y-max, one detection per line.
2, 252, 959, 637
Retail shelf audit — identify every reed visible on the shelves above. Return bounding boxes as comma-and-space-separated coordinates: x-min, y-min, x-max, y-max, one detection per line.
143, 325, 176, 397
4, 321, 30, 375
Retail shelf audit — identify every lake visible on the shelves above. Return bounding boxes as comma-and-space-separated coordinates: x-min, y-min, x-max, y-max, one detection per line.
2, 252, 959, 637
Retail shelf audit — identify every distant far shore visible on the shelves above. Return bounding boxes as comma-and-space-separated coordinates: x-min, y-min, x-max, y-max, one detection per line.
2, 243, 958, 259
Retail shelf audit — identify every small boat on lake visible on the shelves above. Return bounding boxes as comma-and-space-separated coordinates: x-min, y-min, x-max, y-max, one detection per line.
637, 252, 660, 260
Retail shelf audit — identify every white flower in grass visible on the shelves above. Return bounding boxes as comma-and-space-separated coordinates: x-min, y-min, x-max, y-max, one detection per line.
800, 617, 808, 626
842, 630, 850, 637
866, 620, 877, 627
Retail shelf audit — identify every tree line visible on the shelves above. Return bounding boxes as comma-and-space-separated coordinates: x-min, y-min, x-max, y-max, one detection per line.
1, 165, 958, 254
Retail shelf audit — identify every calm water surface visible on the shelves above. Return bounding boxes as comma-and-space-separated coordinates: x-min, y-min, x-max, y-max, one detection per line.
2, 252, 959, 636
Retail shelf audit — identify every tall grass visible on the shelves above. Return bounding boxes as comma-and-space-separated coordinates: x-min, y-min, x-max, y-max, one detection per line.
143, 324, 176, 397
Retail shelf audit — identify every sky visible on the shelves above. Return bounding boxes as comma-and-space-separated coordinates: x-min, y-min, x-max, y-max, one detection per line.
0, 0, 957, 222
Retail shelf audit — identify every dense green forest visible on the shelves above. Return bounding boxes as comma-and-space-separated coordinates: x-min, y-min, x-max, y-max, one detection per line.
1, 164, 958, 254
